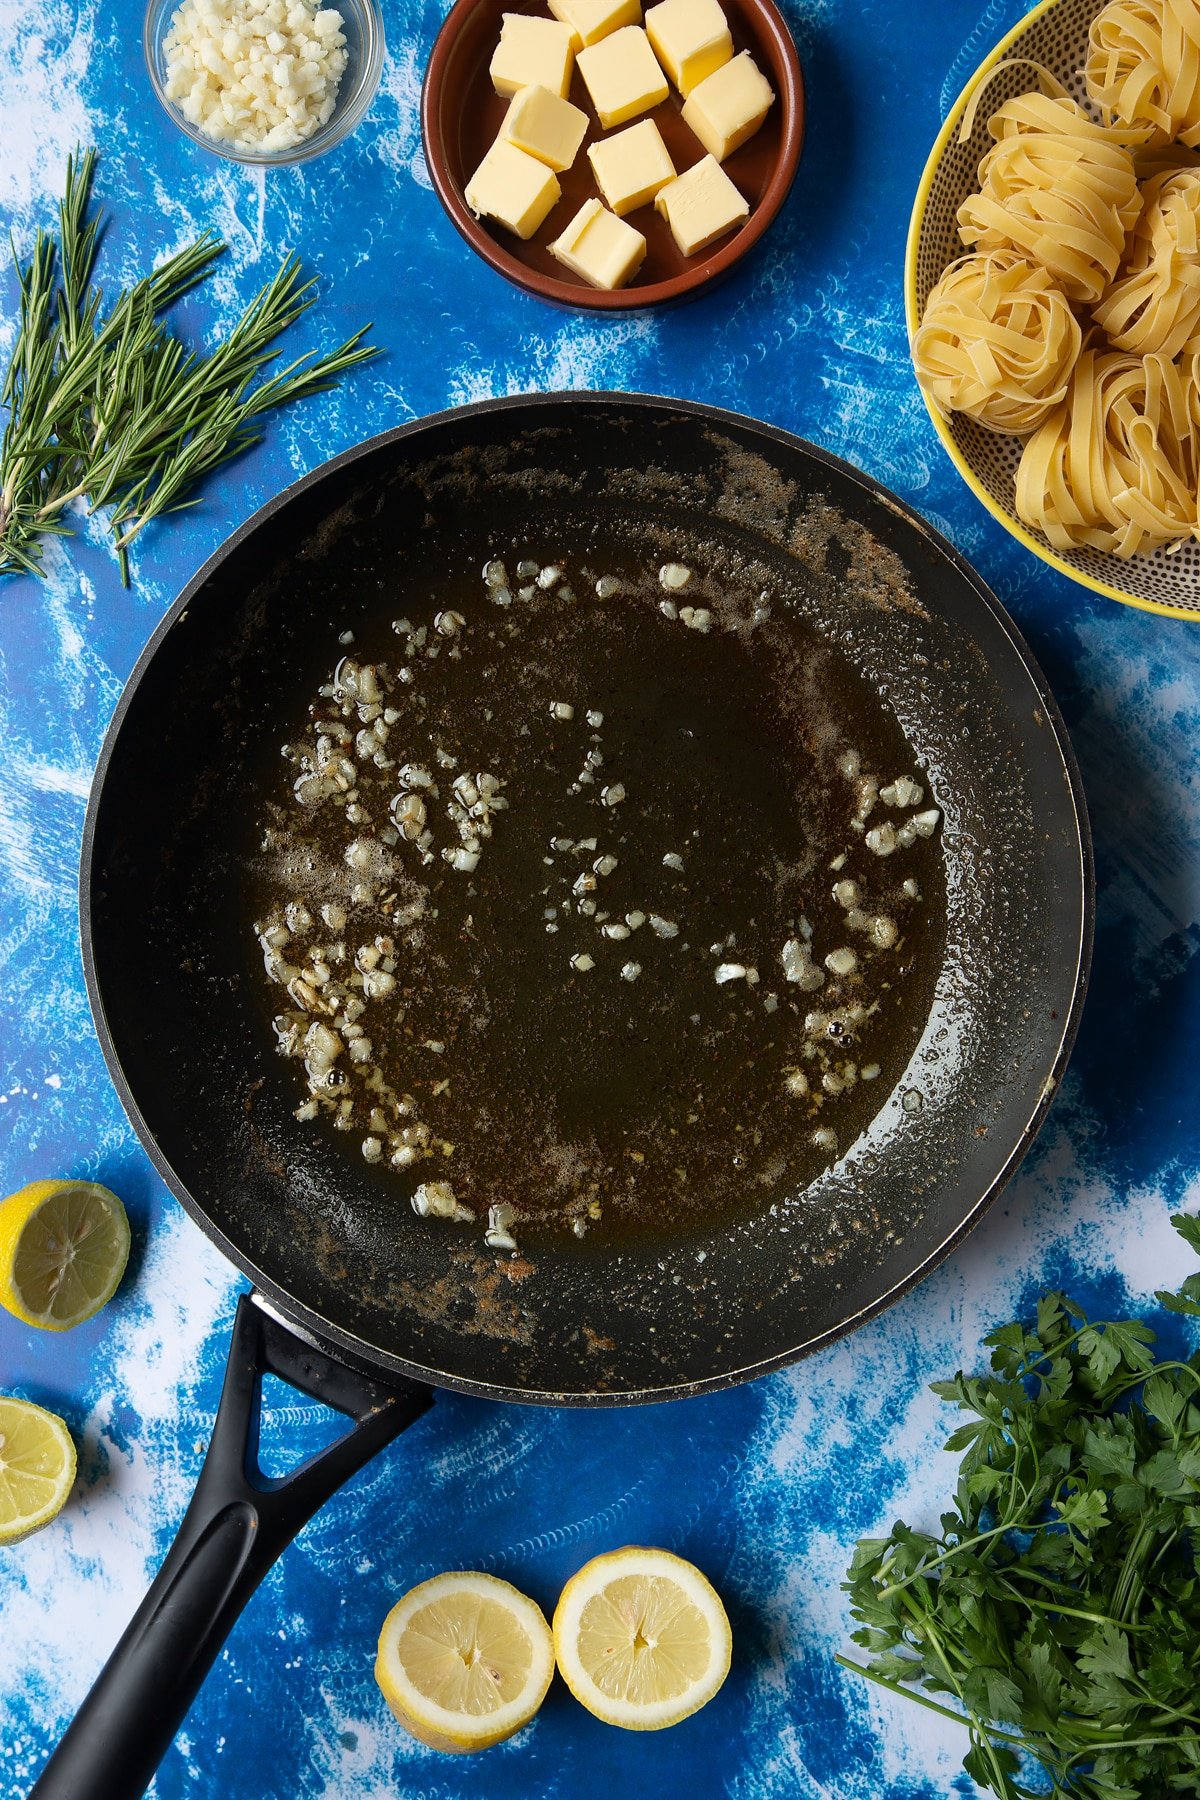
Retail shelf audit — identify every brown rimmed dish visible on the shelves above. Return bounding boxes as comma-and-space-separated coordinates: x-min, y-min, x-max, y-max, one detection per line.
421, 0, 805, 309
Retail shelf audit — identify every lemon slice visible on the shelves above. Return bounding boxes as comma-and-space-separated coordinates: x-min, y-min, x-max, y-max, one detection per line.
0, 1179, 131, 1331
553, 1545, 732, 1730
0, 1396, 77, 1545
375, 1571, 555, 1752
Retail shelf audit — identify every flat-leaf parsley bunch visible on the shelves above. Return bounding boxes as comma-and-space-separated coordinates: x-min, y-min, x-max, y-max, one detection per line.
842, 1214, 1200, 1799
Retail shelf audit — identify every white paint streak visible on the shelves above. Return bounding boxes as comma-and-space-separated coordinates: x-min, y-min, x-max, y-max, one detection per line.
446, 315, 658, 408
0, 0, 97, 213
25, 763, 92, 798
370, 35, 424, 184
0, 1214, 237, 1715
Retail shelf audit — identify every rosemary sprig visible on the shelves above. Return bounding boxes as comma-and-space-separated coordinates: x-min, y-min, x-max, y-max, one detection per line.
0, 150, 378, 583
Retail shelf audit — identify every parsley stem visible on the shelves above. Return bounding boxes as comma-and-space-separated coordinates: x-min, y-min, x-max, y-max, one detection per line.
834, 1657, 1031, 1752
995, 1586, 1149, 1632
1063, 1734, 1200, 1768
1005, 1320, 1120, 1379
1129, 1680, 1200, 1728
913, 1608, 1022, 1798
1110, 1518, 1153, 1626
1110, 1357, 1200, 1396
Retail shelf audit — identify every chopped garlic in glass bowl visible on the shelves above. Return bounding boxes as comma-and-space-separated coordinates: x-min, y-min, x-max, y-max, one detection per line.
144, 0, 384, 165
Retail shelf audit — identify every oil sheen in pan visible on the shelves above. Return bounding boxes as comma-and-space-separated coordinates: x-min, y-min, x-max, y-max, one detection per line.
248, 530, 947, 1255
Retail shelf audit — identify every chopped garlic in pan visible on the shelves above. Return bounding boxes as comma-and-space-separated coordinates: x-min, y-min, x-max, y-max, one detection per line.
251, 550, 945, 1255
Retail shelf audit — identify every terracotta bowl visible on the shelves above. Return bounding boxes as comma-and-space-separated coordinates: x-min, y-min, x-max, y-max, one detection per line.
421, 0, 805, 310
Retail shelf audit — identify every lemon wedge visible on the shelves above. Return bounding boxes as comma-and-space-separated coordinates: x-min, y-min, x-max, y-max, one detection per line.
0, 1396, 77, 1544
552, 1545, 732, 1730
375, 1571, 555, 1752
0, 1179, 131, 1331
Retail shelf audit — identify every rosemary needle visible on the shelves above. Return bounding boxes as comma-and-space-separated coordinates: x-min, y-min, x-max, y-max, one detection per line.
0, 149, 378, 584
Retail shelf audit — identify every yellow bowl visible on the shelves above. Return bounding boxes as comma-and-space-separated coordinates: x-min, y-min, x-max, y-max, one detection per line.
905, 0, 1200, 622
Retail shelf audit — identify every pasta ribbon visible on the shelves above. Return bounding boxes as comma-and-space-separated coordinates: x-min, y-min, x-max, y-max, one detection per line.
1094, 166, 1200, 352
957, 91, 1141, 303
913, 252, 1082, 433
1014, 346, 1200, 555
1086, 0, 1200, 147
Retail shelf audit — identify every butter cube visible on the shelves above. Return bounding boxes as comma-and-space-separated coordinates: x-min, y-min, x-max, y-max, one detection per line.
548, 0, 641, 51
681, 50, 774, 159
654, 153, 748, 255
645, 0, 731, 95
465, 138, 562, 239
588, 119, 676, 214
501, 84, 589, 170
550, 198, 647, 288
576, 26, 669, 129
490, 14, 575, 99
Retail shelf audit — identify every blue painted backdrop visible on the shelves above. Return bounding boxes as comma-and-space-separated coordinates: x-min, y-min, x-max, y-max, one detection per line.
1, 0, 1198, 1794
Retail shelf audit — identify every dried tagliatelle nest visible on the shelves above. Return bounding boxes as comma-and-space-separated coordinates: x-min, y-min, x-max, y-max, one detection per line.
1094, 164, 1200, 353
912, 251, 1082, 433
1014, 345, 1200, 556
955, 88, 1141, 305
1086, 0, 1200, 147
913, 31, 1200, 560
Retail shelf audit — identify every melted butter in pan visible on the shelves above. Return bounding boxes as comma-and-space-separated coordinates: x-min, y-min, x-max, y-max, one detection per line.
251, 552, 946, 1252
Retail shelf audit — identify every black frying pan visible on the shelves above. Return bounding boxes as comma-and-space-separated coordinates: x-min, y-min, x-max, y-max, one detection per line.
33, 394, 1091, 1800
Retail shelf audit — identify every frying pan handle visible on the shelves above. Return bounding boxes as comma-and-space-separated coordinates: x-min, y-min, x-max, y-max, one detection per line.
28, 1292, 433, 1800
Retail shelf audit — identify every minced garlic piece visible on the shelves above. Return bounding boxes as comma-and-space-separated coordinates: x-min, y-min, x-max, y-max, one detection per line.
411, 1181, 474, 1222
163, 0, 348, 153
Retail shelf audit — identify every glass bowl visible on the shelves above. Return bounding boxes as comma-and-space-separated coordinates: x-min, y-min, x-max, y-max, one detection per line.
144, 0, 385, 166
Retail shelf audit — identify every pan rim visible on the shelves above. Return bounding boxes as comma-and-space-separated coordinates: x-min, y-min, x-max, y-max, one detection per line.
79, 391, 1094, 1406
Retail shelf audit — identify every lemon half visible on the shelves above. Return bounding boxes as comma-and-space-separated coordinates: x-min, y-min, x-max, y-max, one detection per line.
375, 1571, 555, 1753
0, 1396, 77, 1545
0, 1179, 131, 1331
552, 1545, 732, 1730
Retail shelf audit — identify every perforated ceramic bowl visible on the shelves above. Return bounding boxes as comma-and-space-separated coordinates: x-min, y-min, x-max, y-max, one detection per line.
906, 0, 1200, 622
